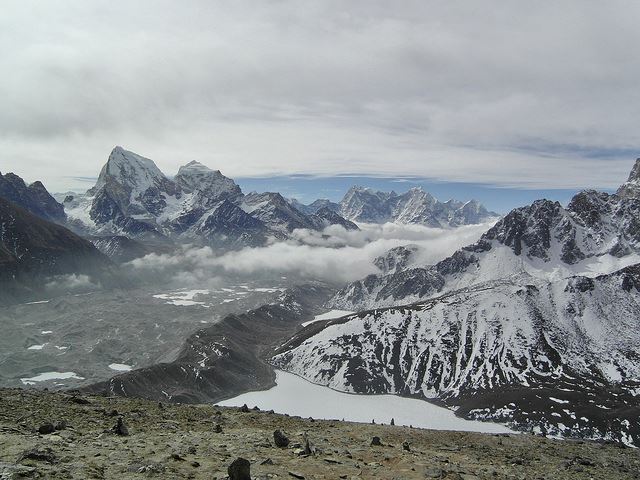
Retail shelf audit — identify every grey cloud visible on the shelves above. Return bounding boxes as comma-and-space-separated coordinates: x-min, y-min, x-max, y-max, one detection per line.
1, 1, 639, 191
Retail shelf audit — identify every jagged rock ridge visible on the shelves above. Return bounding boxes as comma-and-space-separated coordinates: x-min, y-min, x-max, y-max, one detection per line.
0, 172, 66, 223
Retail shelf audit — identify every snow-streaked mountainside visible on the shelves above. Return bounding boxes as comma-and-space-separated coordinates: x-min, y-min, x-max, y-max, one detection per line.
373, 244, 421, 274
330, 182, 640, 310
338, 186, 496, 227
62, 147, 357, 246
271, 158, 640, 445
274, 265, 640, 445
89, 235, 152, 264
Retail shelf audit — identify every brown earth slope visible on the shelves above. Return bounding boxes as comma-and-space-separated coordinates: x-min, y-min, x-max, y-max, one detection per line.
1, 388, 639, 479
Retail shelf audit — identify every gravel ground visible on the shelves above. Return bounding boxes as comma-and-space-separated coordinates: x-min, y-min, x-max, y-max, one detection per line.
1, 388, 639, 479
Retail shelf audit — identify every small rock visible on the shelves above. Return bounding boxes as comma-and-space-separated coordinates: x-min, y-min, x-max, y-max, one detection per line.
424, 467, 443, 478
112, 417, 129, 436
0, 462, 38, 478
17, 447, 58, 464
289, 472, 305, 479
228, 457, 251, 480
214, 423, 223, 433
402, 441, 411, 452
191, 461, 200, 468
260, 458, 274, 465
371, 436, 382, 446
273, 430, 290, 448
53, 420, 67, 431
187, 445, 196, 455
238, 404, 250, 413
69, 396, 91, 405
390, 418, 395, 426
38, 423, 55, 435
170, 453, 186, 461
302, 432, 316, 455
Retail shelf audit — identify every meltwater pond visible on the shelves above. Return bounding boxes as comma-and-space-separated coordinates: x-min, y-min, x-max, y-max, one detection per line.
219, 370, 513, 433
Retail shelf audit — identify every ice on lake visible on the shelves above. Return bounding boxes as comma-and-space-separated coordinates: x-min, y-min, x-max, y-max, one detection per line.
109, 363, 133, 372
302, 309, 354, 327
219, 370, 513, 433
21, 371, 84, 385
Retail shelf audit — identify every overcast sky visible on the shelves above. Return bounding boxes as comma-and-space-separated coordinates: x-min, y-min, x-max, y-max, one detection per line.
1, 1, 639, 196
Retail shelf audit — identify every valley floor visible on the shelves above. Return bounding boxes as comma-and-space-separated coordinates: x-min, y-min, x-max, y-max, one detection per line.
1, 388, 639, 479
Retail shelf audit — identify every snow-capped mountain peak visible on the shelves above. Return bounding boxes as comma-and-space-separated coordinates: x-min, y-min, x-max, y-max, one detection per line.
339, 184, 494, 226
174, 160, 241, 201
616, 158, 640, 198
94, 146, 176, 198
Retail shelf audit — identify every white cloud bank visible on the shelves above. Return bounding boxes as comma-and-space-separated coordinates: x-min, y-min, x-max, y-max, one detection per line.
126, 222, 494, 286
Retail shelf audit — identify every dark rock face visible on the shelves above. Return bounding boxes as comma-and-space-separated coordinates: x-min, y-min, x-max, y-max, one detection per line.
616, 158, 640, 198
373, 245, 420, 274
242, 192, 317, 233
0, 197, 114, 302
192, 200, 273, 247
90, 235, 152, 264
0, 172, 65, 223
483, 200, 562, 259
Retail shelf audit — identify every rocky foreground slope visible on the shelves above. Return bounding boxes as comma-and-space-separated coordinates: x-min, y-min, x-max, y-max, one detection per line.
1, 388, 639, 480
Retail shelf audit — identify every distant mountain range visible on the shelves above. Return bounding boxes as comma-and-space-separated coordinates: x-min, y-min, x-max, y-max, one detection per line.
272, 157, 640, 446
0, 146, 495, 298
291, 185, 497, 227
59, 147, 363, 247
46, 146, 491, 256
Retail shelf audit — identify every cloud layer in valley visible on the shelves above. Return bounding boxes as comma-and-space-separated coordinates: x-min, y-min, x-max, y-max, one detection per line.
2, 1, 639, 192
125, 222, 494, 286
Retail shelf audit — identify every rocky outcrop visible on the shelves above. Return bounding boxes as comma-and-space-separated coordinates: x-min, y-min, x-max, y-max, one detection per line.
373, 245, 421, 274
0, 172, 66, 223
0, 197, 115, 302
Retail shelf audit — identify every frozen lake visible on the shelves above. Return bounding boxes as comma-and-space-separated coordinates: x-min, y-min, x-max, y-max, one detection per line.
219, 370, 513, 433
